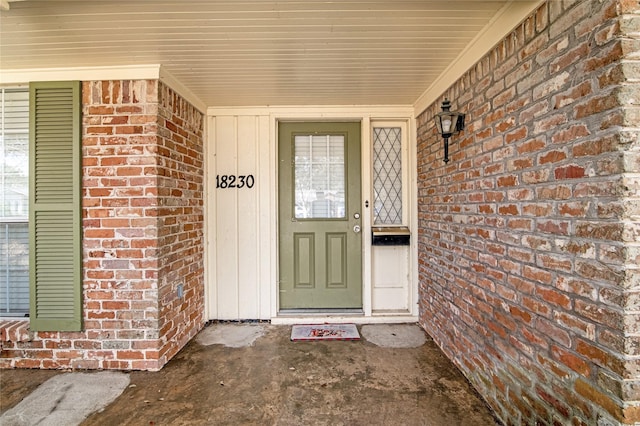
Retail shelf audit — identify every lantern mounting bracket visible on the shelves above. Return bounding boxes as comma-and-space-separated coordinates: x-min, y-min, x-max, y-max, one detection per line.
434, 99, 466, 163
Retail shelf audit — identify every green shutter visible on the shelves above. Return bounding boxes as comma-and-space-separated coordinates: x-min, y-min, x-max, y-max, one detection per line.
29, 81, 82, 332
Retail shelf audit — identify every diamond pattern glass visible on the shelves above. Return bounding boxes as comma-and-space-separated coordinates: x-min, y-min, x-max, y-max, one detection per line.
373, 127, 402, 224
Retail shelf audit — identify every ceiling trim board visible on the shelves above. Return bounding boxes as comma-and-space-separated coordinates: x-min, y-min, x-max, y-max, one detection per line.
207, 105, 414, 117
0, 64, 161, 85
0, 64, 206, 113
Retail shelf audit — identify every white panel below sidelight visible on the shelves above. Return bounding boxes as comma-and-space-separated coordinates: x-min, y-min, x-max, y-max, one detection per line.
372, 245, 410, 312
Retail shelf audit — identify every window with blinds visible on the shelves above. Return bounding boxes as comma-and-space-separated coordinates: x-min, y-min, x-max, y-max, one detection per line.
1, 88, 30, 316
294, 134, 346, 219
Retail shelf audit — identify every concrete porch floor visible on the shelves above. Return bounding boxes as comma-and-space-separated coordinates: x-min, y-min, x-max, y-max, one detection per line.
0, 323, 499, 425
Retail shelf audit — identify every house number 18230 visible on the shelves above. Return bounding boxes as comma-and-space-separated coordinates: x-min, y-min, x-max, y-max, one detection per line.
216, 174, 255, 189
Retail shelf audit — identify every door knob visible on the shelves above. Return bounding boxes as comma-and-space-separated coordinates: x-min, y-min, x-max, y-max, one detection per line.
353, 225, 361, 233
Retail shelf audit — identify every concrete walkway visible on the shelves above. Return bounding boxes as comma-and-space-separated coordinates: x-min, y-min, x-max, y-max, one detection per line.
0, 323, 499, 425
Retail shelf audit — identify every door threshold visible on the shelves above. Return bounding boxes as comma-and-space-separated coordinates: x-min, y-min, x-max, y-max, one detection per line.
272, 311, 418, 325
278, 308, 364, 316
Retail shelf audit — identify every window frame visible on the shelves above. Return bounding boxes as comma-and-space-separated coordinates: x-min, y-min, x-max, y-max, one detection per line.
0, 87, 30, 317
370, 120, 409, 227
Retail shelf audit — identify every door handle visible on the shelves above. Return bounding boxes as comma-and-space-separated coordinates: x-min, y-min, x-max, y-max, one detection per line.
353, 225, 361, 233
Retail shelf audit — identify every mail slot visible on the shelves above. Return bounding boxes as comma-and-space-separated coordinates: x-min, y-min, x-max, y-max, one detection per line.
371, 226, 410, 246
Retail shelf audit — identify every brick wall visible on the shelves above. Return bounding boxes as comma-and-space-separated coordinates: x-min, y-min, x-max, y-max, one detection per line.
0, 79, 205, 371
416, 1, 640, 424
155, 83, 205, 366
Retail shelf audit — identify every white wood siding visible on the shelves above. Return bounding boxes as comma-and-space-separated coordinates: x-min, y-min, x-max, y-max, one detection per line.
207, 115, 274, 320
206, 106, 416, 321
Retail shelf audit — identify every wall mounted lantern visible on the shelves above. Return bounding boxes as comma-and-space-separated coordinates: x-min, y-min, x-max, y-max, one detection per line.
434, 99, 465, 163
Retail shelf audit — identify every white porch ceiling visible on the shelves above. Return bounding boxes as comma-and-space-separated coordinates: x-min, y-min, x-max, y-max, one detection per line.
0, 1, 540, 108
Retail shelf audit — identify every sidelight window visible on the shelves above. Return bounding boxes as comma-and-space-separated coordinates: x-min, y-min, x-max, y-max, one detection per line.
372, 123, 406, 225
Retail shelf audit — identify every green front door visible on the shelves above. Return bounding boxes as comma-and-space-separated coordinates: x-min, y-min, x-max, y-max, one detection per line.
278, 122, 362, 309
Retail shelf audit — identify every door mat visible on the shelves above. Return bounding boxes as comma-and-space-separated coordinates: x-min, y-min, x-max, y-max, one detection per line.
291, 324, 360, 341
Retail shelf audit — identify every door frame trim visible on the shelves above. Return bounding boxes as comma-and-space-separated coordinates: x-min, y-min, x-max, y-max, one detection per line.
276, 119, 366, 311
269, 109, 417, 320
274, 116, 372, 318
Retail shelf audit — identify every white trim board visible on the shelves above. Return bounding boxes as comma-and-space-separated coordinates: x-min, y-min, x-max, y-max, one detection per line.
0, 64, 207, 113
271, 315, 419, 326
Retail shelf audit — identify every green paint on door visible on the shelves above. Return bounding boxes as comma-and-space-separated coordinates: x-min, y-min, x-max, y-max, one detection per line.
278, 122, 362, 309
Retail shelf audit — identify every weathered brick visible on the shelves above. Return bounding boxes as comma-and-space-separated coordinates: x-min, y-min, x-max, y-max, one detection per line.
554, 311, 596, 340
416, 1, 637, 424
533, 71, 571, 100
553, 81, 593, 109
576, 339, 625, 376
549, 41, 590, 74
552, 346, 591, 376
539, 149, 568, 164
3, 80, 204, 373
555, 164, 586, 179
505, 126, 528, 144
536, 384, 571, 419
539, 318, 573, 347
522, 296, 551, 317
575, 379, 623, 421
575, 222, 624, 241
575, 92, 620, 120
575, 299, 623, 330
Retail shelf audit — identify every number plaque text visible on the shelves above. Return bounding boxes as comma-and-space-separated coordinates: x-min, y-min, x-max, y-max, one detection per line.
216, 174, 255, 189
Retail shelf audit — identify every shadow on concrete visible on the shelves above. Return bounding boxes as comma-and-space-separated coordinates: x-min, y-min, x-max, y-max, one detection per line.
1, 323, 499, 425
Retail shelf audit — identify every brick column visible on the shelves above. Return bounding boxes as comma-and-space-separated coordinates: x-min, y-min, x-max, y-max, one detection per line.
0, 79, 205, 371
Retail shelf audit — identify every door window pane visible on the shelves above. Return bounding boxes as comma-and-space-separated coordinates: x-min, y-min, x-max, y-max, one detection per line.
373, 127, 402, 225
294, 134, 345, 219
1, 88, 29, 316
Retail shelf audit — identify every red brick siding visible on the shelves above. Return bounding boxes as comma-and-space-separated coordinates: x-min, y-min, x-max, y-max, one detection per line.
417, 1, 640, 424
155, 82, 205, 366
83, 79, 163, 371
0, 80, 204, 371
